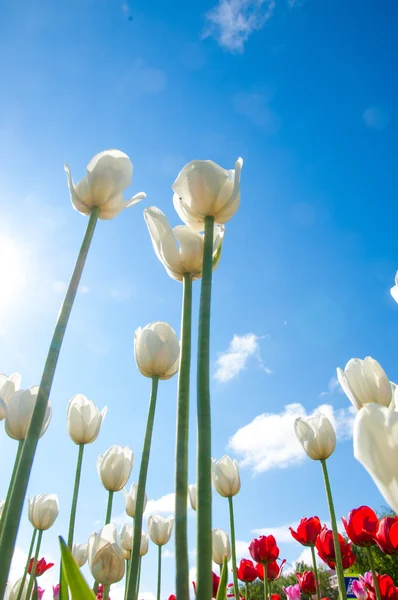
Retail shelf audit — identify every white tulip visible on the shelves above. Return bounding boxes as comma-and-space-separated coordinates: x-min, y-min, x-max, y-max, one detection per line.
5, 386, 51, 441
65, 149, 146, 220
134, 322, 180, 380
123, 483, 147, 518
188, 483, 197, 511
88, 523, 125, 585
140, 531, 149, 556
119, 523, 133, 552
391, 271, 398, 303
67, 394, 107, 445
0, 500, 5, 519
72, 543, 88, 567
97, 445, 134, 492
0, 373, 21, 421
212, 455, 241, 498
5, 577, 28, 600
337, 357, 393, 410
28, 494, 59, 531
148, 515, 173, 546
123, 548, 131, 560
172, 157, 243, 232
212, 528, 231, 565
294, 413, 336, 461
144, 206, 225, 282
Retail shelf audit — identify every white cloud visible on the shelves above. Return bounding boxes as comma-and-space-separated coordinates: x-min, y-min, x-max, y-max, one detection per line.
228, 402, 355, 474
363, 105, 390, 130
294, 546, 323, 568
144, 492, 175, 516
163, 549, 175, 559
111, 588, 155, 600
319, 375, 343, 397
204, 0, 276, 53
235, 539, 250, 558
214, 333, 271, 383
252, 522, 299, 542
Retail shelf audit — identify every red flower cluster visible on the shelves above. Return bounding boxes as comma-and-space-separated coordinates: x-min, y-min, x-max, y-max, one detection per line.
290, 517, 322, 547
249, 535, 279, 564
342, 506, 378, 547
364, 573, 398, 600
96, 584, 111, 600
192, 571, 220, 598
316, 527, 356, 569
297, 571, 317, 595
373, 517, 398, 555
256, 559, 286, 582
28, 557, 54, 577
237, 559, 258, 583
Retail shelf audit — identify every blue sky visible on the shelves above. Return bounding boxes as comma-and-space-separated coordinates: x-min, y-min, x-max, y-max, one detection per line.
0, 0, 398, 597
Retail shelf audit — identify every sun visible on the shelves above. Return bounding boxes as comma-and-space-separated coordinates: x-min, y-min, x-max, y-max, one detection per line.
0, 234, 26, 310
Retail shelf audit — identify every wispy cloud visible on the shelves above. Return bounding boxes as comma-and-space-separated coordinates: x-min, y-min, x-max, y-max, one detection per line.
144, 492, 175, 516
204, 0, 276, 53
363, 105, 390, 130
319, 375, 342, 397
214, 333, 272, 383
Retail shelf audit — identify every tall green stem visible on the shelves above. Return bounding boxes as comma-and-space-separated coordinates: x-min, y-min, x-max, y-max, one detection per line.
196, 215, 215, 600
136, 557, 142, 599
175, 273, 192, 600
124, 559, 130, 600
26, 529, 43, 600
366, 546, 382, 600
103, 584, 111, 600
246, 582, 249, 600
228, 496, 239, 600
15, 528, 37, 600
68, 443, 85, 546
126, 376, 159, 600
263, 573, 268, 600
0, 440, 24, 537
157, 545, 162, 600
320, 459, 346, 600
105, 491, 114, 525
310, 546, 321, 600
0, 207, 100, 596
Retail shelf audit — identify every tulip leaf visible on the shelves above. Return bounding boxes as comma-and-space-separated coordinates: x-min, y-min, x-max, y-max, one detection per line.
216, 556, 228, 600
212, 242, 223, 270
59, 537, 95, 599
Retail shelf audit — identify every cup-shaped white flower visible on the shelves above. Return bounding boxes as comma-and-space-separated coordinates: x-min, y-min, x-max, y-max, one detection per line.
97, 445, 134, 492
65, 150, 146, 220
134, 322, 180, 380
391, 271, 398, 303
148, 515, 173, 546
28, 494, 59, 531
5, 577, 28, 600
67, 394, 107, 445
144, 206, 225, 281
188, 483, 197, 511
5, 386, 51, 441
212, 528, 231, 565
294, 413, 336, 460
0, 500, 5, 519
72, 543, 88, 567
337, 357, 393, 410
123, 483, 147, 518
0, 373, 21, 421
88, 523, 125, 585
212, 455, 241, 497
172, 158, 243, 231
119, 523, 133, 553
140, 531, 149, 556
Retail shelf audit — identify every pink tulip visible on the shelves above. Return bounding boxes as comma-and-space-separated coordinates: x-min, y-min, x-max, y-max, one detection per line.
38, 588, 45, 600
282, 584, 301, 600
352, 580, 367, 600
360, 571, 376, 587
53, 584, 60, 599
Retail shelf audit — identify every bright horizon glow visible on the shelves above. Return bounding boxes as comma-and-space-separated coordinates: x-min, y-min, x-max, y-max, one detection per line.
0, 235, 26, 311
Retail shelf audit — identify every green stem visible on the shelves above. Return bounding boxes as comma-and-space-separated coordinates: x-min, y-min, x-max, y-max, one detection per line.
157, 545, 162, 600
103, 584, 111, 600
196, 215, 215, 600
126, 376, 159, 600
124, 559, 130, 600
175, 273, 192, 600
26, 529, 43, 600
366, 546, 382, 600
246, 582, 249, 600
228, 496, 239, 600
105, 490, 114, 525
320, 459, 347, 600
15, 528, 37, 600
136, 556, 142, 598
0, 440, 24, 538
0, 207, 100, 596
311, 545, 321, 600
68, 443, 85, 546
263, 573, 268, 600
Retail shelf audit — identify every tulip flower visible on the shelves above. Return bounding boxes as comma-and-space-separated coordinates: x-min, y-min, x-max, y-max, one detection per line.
342, 506, 378, 546
144, 206, 225, 281
72, 542, 88, 567
297, 571, 317, 595
65, 149, 146, 220
192, 571, 220, 598
188, 483, 197, 511
0, 373, 21, 421
363, 573, 398, 600
169, 596, 176, 600
337, 357, 393, 410
372, 517, 398, 554
282, 584, 301, 600
256, 559, 286, 581
140, 531, 149, 556
237, 559, 258, 582
212, 528, 231, 565
5, 578, 28, 600
249, 536, 279, 564
53, 584, 60, 600
172, 157, 243, 231
391, 272, 398, 303
28, 557, 54, 576
123, 483, 147, 518
212, 455, 241, 498
316, 526, 356, 570
134, 321, 180, 380
119, 523, 133, 553
294, 413, 336, 461
290, 517, 322, 546
148, 515, 173, 600
88, 523, 125, 585
5, 386, 51, 441
352, 580, 368, 600
67, 394, 107, 445
271, 595, 281, 600
28, 494, 59, 531
97, 445, 134, 492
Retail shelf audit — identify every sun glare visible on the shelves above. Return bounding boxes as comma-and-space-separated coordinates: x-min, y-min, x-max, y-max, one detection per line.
0, 235, 26, 310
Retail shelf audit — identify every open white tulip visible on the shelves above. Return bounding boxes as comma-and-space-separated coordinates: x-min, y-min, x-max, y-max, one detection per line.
67, 394, 107, 445
72, 543, 88, 567
123, 483, 147, 518
140, 531, 149, 556
98, 445, 134, 492
119, 523, 133, 552
188, 483, 197, 511
28, 494, 59, 531
295, 413, 336, 460
0, 500, 5, 519
88, 523, 125, 585
391, 271, 398, 303
134, 321, 180, 380
337, 357, 393, 410
148, 515, 173, 546
5, 577, 28, 600
0, 373, 21, 421
172, 158, 243, 231
212, 455, 241, 497
212, 528, 231, 565
144, 206, 225, 281
5, 386, 51, 441
65, 149, 146, 220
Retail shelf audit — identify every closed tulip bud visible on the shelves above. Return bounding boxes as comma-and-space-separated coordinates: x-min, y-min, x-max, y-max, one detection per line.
172, 158, 243, 231
0, 373, 21, 421
122, 548, 131, 560
28, 494, 59, 531
5, 386, 51, 441
0, 500, 5, 519
140, 531, 149, 556
144, 206, 225, 281
212, 455, 241, 497
294, 413, 336, 460
282, 584, 301, 600
67, 394, 107, 445
148, 515, 173, 546
53, 584, 60, 600
188, 483, 197, 511
97, 445, 134, 492
391, 272, 398, 303
119, 523, 133, 553
88, 524, 125, 585
337, 357, 393, 410
134, 322, 180, 380
212, 528, 231, 565
65, 150, 146, 220
6, 577, 29, 600
72, 543, 88, 567
123, 483, 147, 518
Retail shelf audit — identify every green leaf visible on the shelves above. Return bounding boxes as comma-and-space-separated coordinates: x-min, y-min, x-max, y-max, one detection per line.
216, 556, 228, 600
59, 537, 95, 599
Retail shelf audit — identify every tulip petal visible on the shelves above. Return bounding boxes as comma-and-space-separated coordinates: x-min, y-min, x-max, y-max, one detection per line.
144, 207, 182, 276
86, 150, 132, 206
64, 165, 91, 215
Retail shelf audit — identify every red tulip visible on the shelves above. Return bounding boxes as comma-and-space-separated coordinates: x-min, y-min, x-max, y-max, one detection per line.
364, 573, 397, 600
192, 572, 220, 598
249, 535, 279, 564
28, 557, 54, 576
342, 506, 378, 547
373, 517, 398, 554
315, 526, 356, 569
271, 595, 282, 600
256, 559, 286, 581
237, 558, 258, 582
290, 517, 322, 547
297, 571, 317, 595
168, 596, 176, 600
